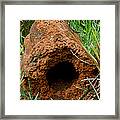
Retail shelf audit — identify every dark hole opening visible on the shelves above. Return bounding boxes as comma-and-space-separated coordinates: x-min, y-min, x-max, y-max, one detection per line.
46, 61, 79, 91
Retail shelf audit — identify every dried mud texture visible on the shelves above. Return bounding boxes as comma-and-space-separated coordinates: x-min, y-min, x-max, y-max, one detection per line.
21, 20, 100, 100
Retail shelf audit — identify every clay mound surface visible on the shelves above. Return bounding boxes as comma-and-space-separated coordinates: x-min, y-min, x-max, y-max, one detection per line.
21, 20, 100, 100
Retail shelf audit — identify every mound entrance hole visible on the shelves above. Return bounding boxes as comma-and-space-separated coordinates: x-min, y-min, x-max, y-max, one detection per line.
46, 61, 79, 91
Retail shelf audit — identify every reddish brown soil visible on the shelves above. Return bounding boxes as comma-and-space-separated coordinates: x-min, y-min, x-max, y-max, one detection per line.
21, 20, 100, 100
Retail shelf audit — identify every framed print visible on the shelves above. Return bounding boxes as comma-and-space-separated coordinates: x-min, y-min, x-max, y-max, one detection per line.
0, 0, 119, 119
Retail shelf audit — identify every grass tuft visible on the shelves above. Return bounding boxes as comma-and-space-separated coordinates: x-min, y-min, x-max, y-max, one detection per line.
68, 20, 100, 70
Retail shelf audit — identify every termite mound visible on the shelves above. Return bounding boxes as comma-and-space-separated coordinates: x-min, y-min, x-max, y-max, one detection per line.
21, 20, 99, 100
